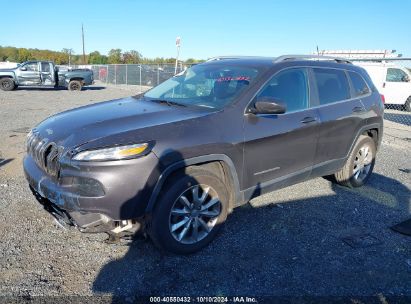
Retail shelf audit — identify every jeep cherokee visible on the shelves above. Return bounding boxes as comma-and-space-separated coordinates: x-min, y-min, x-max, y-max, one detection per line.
23, 55, 384, 253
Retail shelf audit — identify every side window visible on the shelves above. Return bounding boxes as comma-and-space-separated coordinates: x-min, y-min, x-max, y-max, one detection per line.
41, 62, 51, 73
257, 68, 308, 112
313, 68, 350, 105
386, 68, 408, 82
348, 71, 370, 97
21, 62, 38, 72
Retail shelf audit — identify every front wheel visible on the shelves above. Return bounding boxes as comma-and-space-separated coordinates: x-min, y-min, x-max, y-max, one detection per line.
334, 135, 376, 188
0, 78, 15, 91
68, 80, 82, 91
149, 167, 229, 254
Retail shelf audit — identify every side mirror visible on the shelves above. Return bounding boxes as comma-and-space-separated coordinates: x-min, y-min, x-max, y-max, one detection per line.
250, 97, 286, 114
402, 75, 410, 82
20, 67, 27, 71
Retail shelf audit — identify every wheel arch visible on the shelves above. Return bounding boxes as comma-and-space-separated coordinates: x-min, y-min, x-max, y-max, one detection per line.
145, 154, 241, 214
68, 77, 84, 82
347, 123, 382, 157
0, 75, 16, 82
363, 128, 379, 150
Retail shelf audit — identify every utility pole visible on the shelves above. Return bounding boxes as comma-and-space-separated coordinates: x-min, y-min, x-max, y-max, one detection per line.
82, 23, 86, 64
175, 36, 181, 75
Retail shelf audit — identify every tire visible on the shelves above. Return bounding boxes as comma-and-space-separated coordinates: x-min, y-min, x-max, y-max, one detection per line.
68, 80, 82, 91
149, 167, 229, 254
0, 78, 15, 91
404, 96, 411, 112
334, 135, 376, 188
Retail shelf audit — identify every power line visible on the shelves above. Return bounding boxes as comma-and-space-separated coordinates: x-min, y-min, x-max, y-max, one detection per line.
82, 23, 86, 64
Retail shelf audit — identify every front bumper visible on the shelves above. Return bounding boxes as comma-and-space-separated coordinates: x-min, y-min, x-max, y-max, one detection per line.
23, 152, 159, 230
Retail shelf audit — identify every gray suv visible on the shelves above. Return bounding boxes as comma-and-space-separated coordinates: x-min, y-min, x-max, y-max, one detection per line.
23, 55, 384, 253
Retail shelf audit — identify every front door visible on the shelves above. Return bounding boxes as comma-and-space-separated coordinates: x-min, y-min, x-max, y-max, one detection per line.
243, 67, 319, 191
40, 62, 55, 86
383, 67, 411, 105
17, 62, 41, 85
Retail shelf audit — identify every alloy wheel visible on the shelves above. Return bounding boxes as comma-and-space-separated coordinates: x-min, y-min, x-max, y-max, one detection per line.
169, 184, 221, 244
353, 144, 373, 182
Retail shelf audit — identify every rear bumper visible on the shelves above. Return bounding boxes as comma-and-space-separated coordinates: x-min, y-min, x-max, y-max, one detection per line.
23, 152, 160, 230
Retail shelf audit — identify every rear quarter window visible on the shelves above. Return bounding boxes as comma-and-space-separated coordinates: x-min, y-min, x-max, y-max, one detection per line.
348, 71, 370, 97
313, 68, 350, 105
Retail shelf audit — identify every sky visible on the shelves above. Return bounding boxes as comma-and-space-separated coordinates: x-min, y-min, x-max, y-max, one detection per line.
1, 0, 410, 60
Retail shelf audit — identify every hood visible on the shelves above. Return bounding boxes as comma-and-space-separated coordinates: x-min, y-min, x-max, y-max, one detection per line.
34, 97, 213, 149
0, 68, 16, 72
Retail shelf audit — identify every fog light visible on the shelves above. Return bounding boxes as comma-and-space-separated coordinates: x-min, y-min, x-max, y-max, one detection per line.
71, 177, 105, 197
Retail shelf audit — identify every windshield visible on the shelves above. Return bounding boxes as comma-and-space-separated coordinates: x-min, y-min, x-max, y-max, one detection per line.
144, 64, 259, 109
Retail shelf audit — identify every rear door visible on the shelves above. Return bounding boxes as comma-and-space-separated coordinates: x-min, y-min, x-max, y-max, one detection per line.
383, 68, 411, 105
16, 62, 41, 85
243, 67, 319, 190
312, 67, 367, 166
40, 62, 55, 86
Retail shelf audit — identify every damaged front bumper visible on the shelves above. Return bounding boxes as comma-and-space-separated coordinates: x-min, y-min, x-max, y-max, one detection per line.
23, 152, 159, 232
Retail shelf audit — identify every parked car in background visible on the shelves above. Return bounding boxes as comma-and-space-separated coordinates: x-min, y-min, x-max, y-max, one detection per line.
0, 61, 94, 91
354, 62, 411, 111
23, 55, 383, 254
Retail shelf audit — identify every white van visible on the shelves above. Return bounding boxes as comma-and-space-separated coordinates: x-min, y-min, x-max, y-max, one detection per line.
354, 62, 411, 111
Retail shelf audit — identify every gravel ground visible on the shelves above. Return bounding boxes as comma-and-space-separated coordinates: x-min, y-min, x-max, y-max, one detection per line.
0, 85, 410, 302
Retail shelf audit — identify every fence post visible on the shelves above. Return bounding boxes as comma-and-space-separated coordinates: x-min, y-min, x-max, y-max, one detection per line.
115, 65, 117, 85
139, 65, 142, 93
126, 64, 128, 85
106, 65, 108, 85
157, 64, 160, 85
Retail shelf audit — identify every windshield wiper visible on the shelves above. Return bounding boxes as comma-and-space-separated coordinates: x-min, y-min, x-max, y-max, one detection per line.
149, 98, 187, 107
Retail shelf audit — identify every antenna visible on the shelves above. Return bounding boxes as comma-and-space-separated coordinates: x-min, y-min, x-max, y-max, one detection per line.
82, 23, 86, 64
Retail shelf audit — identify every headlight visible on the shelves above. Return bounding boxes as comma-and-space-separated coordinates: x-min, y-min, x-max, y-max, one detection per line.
72, 143, 149, 161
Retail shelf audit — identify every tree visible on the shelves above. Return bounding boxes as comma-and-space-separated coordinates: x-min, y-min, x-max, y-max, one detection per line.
0, 45, 203, 64
61, 48, 74, 64
17, 48, 32, 62
185, 58, 196, 64
107, 49, 122, 64
89, 51, 105, 64
123, 50, 142, 64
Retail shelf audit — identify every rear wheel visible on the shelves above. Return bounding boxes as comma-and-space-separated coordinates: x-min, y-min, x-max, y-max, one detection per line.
334, 135, 376, 188
149, 167, 229, 254
68, 80, 82, 91
404, 96, 411, 112
0, 78, 15, 91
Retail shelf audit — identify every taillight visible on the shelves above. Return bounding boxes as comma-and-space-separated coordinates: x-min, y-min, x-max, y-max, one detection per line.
380, 94, 385, 104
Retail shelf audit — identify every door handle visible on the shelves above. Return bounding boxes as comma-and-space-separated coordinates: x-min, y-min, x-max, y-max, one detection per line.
300, 116, 317, 124
352, 106, 366, 113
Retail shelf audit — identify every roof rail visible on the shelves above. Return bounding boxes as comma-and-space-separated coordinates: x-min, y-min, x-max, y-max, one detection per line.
206, 56, 271, 62
275, 55, 352, 64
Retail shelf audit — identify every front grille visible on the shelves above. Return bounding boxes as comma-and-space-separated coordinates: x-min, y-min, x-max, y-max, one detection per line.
26, 130, 61, 177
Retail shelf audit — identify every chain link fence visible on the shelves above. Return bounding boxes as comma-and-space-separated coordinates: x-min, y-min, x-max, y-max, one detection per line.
84, 63, 186, 90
